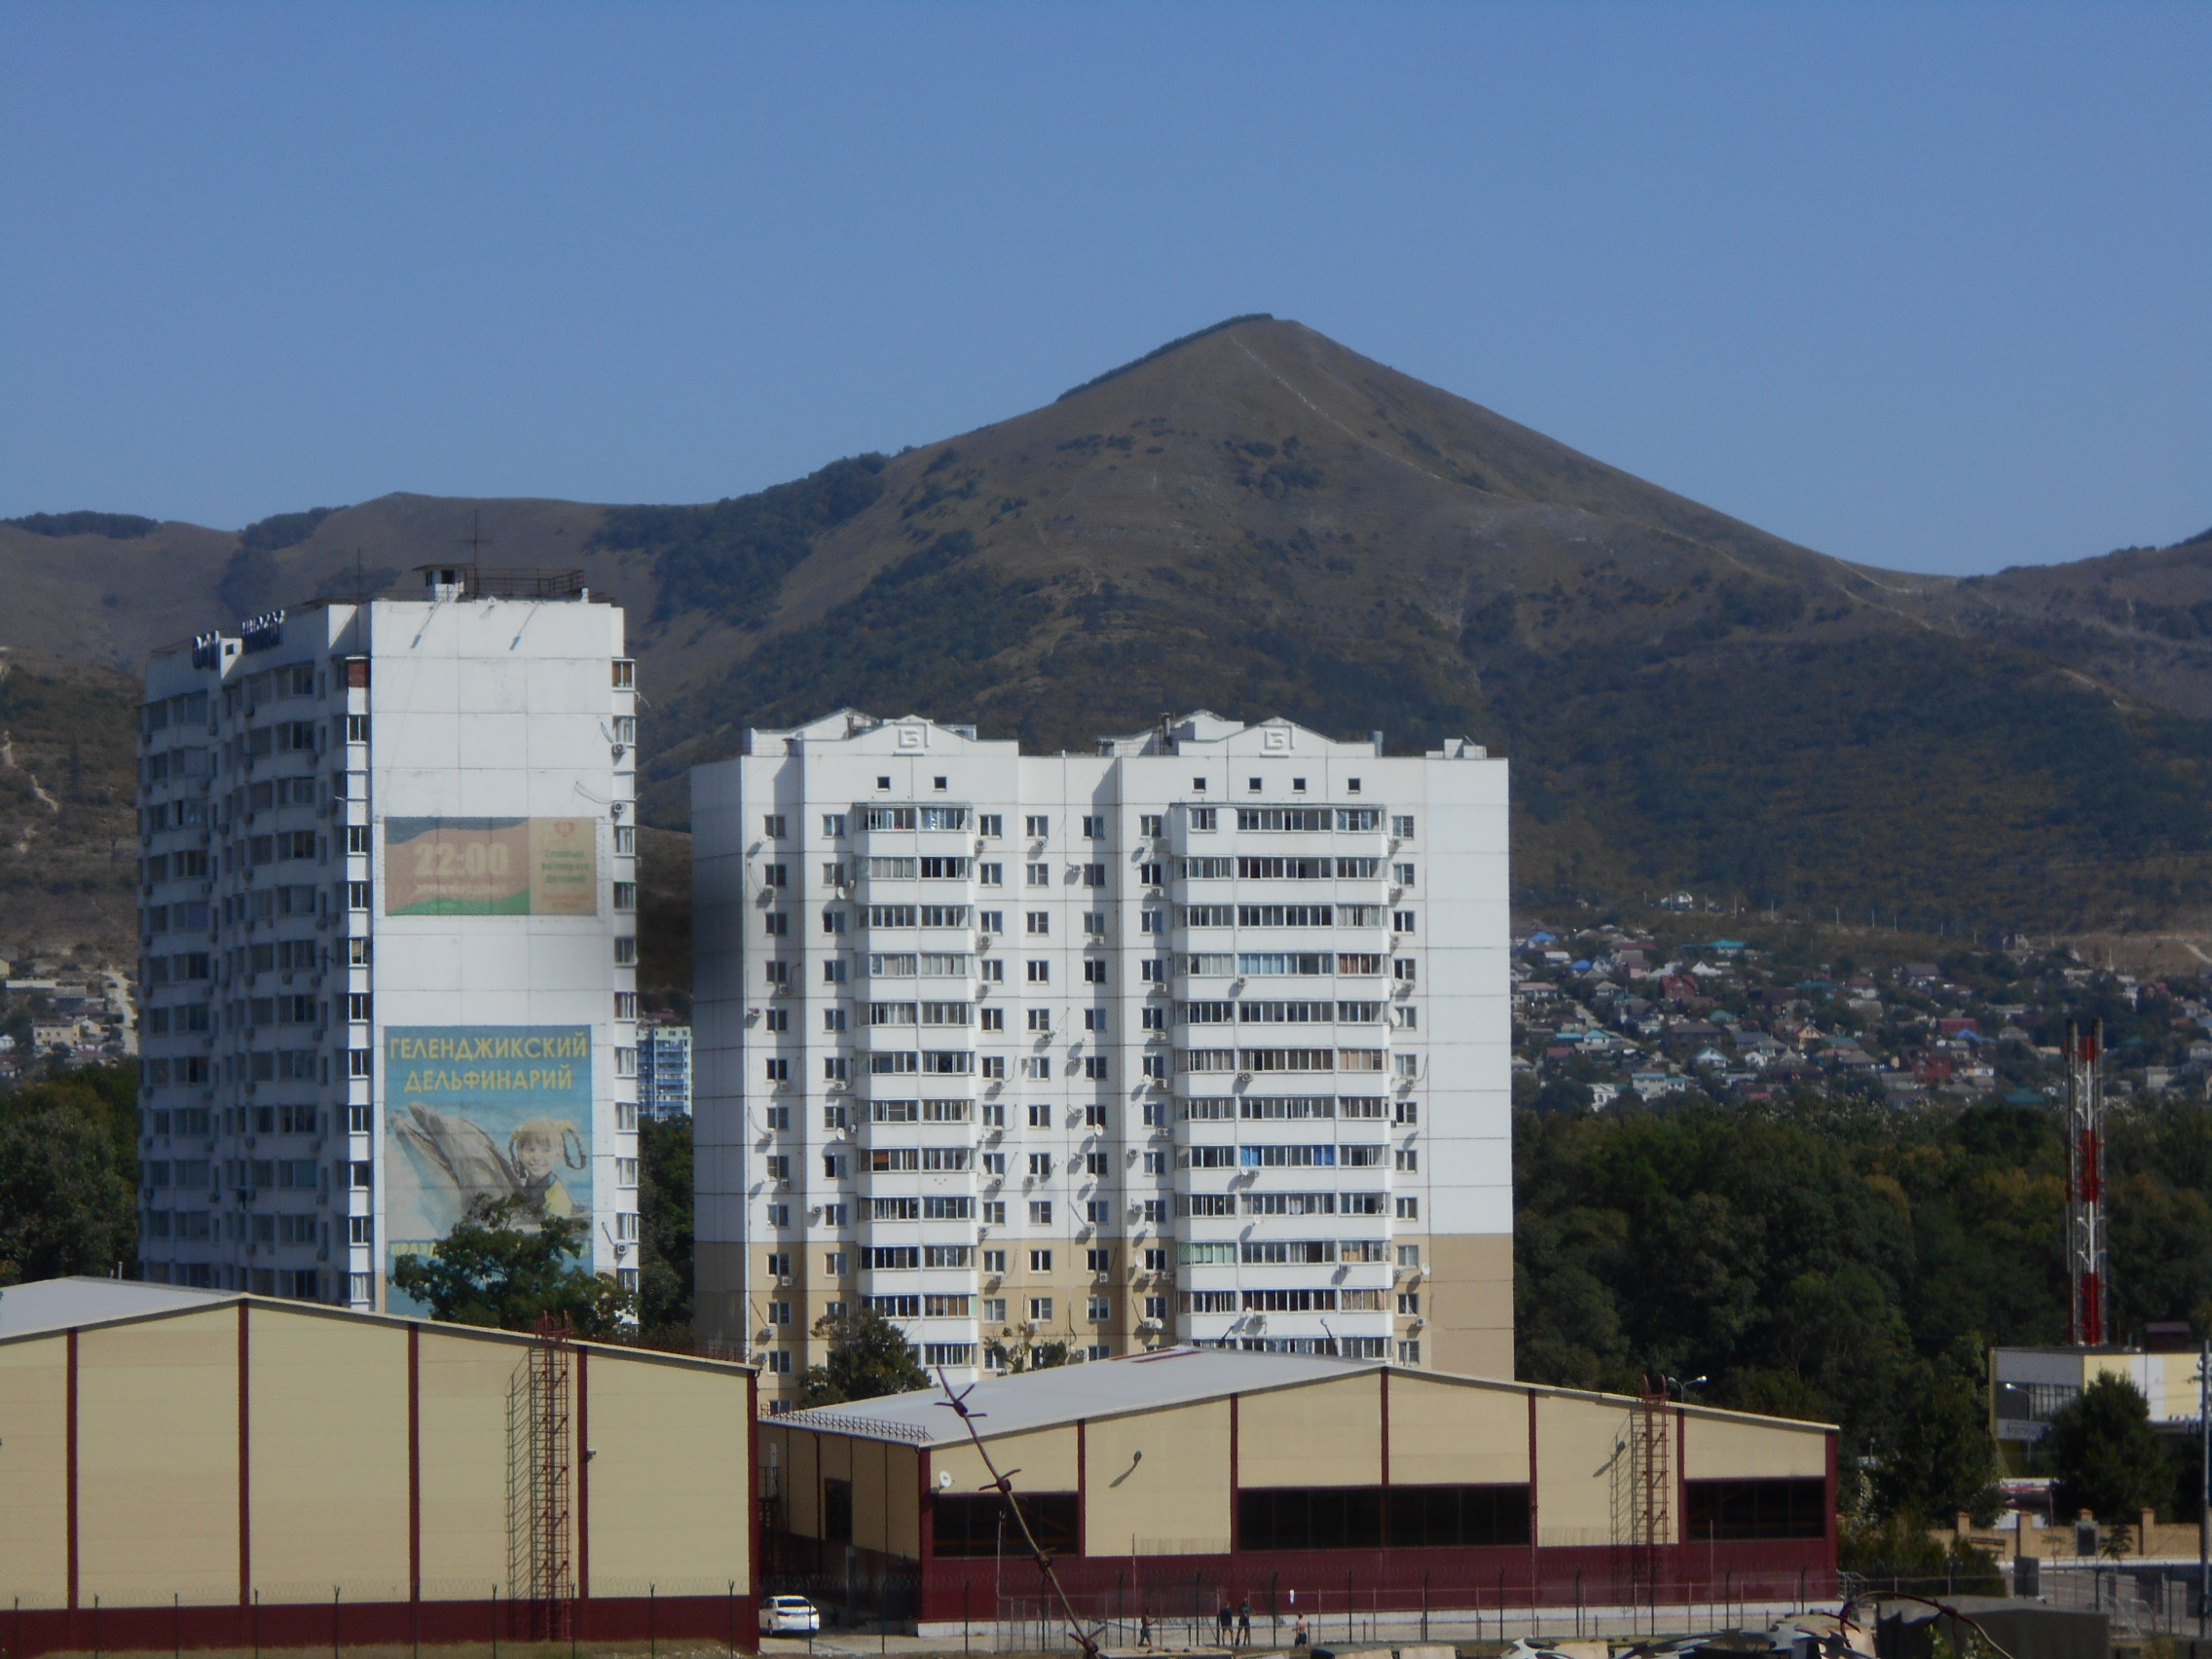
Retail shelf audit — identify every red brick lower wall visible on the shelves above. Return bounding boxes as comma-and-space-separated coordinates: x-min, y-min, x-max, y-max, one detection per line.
2, 1593, 759, 1659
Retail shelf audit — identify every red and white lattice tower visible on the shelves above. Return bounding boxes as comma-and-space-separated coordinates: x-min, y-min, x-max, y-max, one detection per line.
2065, 1018, 2108, 1347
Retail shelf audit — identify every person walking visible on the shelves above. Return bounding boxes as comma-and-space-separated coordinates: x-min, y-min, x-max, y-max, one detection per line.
1293, 1613, 1309, 1648
1139, 1614, 1154, 1649
1217, 1603, 1234, 1645
1237, 1599, 1252, 1647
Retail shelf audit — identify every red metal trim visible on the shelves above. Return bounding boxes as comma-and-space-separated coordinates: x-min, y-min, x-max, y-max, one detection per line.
1076, 1419, 1088, 1560
1380, 1369, 1391, 1487
1528, 1392, 1540, 1593
65, 1328, 79, 1613
407, 1324, 422, 1604
1675, 1403, 1689, 1591
917, 1445, 935, 1565
1825, 1430, 1839, 1565
2, 1591, 762, 1659
238, 1303, 251, 1610
576, 1346, 591, 1610
1229, 1393, 1240, 1552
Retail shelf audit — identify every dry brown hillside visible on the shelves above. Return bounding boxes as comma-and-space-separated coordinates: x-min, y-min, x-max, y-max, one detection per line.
8, 315, 2212, 940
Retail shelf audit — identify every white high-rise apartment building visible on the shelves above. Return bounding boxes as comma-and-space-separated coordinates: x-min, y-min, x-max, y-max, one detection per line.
135, 567, 641, 1307
693, 710, 1510, 1407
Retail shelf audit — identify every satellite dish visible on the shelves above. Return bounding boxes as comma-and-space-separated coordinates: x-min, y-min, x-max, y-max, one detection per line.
939, 1470, 953, 1490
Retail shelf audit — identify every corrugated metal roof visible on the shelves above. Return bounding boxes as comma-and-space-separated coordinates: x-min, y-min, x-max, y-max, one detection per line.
0, 1275, 230, 1337
778, 1346, 1380, 1445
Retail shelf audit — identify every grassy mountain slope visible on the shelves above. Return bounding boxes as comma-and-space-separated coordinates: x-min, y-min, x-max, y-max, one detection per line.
7, 316, 2211, 943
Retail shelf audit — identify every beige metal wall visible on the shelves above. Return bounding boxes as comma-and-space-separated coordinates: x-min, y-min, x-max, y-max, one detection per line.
417, 1324, 517, 1593
1683, 1411, 1827, 1480
0, 1334, 70, 1605
1389, 1374, 1530, 1486
765, 1371, 1830, 1565
0, 1301, 756, 1611
79, 1307, 242, 1605
252, 1311, 411, 1600
1085, 1398, 1231, 1556
1239, 1373, 1383, 1489
584, 1350, 752, 1594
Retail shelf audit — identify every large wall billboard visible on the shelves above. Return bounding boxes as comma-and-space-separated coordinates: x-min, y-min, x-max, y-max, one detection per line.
383, 816, 598, 915
385, 1025, 594, 1300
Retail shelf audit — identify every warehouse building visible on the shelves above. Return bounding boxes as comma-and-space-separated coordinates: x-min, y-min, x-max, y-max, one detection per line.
694, 711, 1511, 1406
759, 1346, 1834, 1634
0, 1278, 756, 1659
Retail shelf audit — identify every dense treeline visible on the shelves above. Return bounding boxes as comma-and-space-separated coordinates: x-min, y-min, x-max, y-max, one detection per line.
1515, 1093, 2212, 1522
0, 1062, 139, 1285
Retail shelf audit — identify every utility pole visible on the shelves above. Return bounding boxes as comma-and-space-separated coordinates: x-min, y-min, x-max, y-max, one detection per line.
2198, 1338, 2208, 1639
2065, 1019, 2107, 1347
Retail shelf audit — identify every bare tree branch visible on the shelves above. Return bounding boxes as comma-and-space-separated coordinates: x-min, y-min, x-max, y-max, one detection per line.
935, 1366, 1105, 1659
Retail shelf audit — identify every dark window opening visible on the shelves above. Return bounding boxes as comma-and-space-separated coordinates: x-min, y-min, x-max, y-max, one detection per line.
1237, 1485, 1531, 1551
824, 1477, 853, 1544
1386, 1484, 1531, 1548
933, 1491, 1080, 1559
1684, 1478, 1827, 1540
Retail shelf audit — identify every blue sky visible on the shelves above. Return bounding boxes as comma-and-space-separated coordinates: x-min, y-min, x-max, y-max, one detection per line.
3, 2, 2204, 573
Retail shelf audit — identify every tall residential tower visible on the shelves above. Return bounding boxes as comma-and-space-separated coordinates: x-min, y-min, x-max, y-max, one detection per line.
693, 711, 1510, 1408
135, 568, 641, 1306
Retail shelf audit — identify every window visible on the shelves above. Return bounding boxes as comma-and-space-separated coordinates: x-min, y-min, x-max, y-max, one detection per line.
823, 813, 847, 837
1027, 1297, 1054, 1322
1684, 1479, 1827, 1540
1026, 910, 1050, 936
1027, 960, 1050, 983
1141, 909, 1163, 934
1144, 1295, 1168, 1320
1392, 1007, 1418, 1028
347, 881, 371, 910
1393, 910, 1416, 933
346, 824, 370, 854
978, 908, 1003, 933
1083, 911, 1106, 938
613, 881, 637, 911
763, 910, 790, 939
614, 991, 638, 1020
978, 814, 1003, 837
764, 814, 788, 838
766, 1301, 792, 1326
980, 1056, 1006, 1079
1025, 815, 1050, 837
1029, 1202, 1052, 1226
1082, 815, 1105, 839
1248, 777, 1262, 793
823, 958, 848, 983
1028, 1104, 1051, 1126
824, 1055, 849, 1081
978, 863, 1003, 886
1395, 1148, 1419, 1171
825, 1251, 849, 1274
612, 936, 638, 965
1024, 1007, 1051, 1033
765, 1057, 790, 1082
1140, 814, 1163, 837
1021, 1056, 1051, 1079
1397, 1292, 1420, 1315
1083, 961, 1106, 984
1395, 1197, 1419, 1219
979, 1007, 1004, 1031
1028, 1153, 1052, 1177
1190, 805, 1216, 829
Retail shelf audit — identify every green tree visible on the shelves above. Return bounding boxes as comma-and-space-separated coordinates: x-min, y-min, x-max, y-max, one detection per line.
1872, 1339, 2000, 1524
986, 1337, 1075, 1374
2043, 1374, 2168, 1525
0, 1098, 137, 1283
635, 1115, 694, 1343
797, 1306, 928, 1407
389, 1196, 634, 1338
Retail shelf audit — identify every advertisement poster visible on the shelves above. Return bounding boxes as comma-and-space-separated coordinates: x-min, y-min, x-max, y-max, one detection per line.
385, 1025, 594, 1304
383, 816, 598, 916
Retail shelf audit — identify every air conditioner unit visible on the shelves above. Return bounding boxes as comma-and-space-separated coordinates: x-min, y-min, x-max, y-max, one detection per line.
779, 1275, 793, 1287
